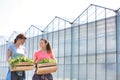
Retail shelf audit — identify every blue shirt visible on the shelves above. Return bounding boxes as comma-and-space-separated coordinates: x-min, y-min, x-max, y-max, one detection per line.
8, 43, 26, 58
6, 44, 26, 80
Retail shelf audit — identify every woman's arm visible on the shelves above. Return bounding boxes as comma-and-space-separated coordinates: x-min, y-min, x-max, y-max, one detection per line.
34, 57, 37, 63
51, 53, 55, 59
6, 49, 11, 62
51, 50, 55, 59
33, 52, 37, 63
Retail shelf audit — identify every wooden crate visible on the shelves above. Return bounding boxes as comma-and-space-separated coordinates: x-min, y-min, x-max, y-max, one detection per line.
36, 63, 57, 75
10, 62, 34, 72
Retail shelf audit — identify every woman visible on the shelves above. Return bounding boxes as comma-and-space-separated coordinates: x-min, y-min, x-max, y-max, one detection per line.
32, 38, 55, 80
6, 33, 27, 80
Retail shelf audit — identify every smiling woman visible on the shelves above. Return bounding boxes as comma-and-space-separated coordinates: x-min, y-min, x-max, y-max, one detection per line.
32, 38, 56, 80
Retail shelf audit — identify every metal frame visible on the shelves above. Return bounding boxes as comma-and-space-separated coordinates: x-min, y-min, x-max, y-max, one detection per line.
78, 12, 80, 80
0, 36, 8, 44
86, 9, 88, 80
115, 11, 118, 80
57, 18, 60, 79
43, 16, 72, 32
104, 8, 107, 80
70, 24, 72, 80
95, 6, 97, 80
115, 8, 120, 80
25, 25, 43, 37
7, 31, 19, 43
72, 4, 117, 80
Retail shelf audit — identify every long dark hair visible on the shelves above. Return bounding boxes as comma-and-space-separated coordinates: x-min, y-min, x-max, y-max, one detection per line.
40, 38, 52, 53
14, 33, 27, 43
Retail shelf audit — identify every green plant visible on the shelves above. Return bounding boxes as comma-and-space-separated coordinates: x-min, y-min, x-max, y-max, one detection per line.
9, 56, 33, 68
38, 58, 56, 64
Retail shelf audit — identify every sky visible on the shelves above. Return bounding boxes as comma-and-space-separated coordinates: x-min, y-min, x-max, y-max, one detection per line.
0, 0, 120, 38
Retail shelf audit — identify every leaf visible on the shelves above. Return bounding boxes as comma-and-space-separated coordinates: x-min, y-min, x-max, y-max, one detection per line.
9, 56, 33, 68
38, 58, 56, 64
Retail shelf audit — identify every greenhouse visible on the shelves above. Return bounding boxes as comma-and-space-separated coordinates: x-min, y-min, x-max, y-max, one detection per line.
0, 4, 120, 80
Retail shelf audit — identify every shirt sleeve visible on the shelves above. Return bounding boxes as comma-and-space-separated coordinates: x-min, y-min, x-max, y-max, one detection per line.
7, 45, 12, 52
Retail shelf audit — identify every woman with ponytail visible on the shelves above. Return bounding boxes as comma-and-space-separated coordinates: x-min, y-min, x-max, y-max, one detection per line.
32, 38, 55, 80
6, 33, 27, 80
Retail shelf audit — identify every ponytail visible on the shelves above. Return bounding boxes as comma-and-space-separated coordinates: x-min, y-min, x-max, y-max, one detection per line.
46, 42, 52, 53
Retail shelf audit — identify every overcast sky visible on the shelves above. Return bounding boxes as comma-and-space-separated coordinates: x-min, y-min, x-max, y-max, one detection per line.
0, 0, 120, 38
